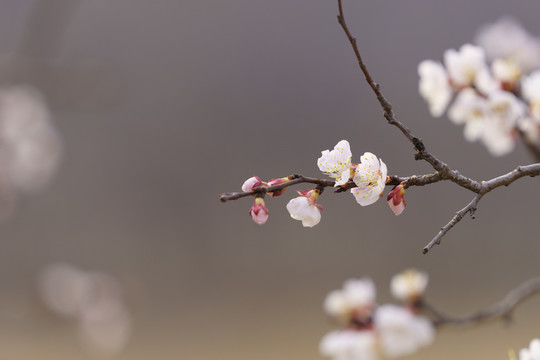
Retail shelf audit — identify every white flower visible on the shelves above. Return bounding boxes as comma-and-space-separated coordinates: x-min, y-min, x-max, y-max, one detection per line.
522, 71, 540, 119
374, 304, 435, 358
319, 330, 378, 360
444, 44, 488, 87
449, 89, 523, 156
492, 58, 522, 84
480, 90, 524, 156
519, 338, 540, 360
475, 17, 540, 72
488, 91, 524, 152
318, 140, 353, 187
351, 152, 387, 206
390, 269, 429, 302
418, 60, 452, 117
286, 189, 322, 227
324, 278, 376, 321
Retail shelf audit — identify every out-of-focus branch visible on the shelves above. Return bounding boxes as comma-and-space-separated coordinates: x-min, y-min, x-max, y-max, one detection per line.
421, 276, 540, 327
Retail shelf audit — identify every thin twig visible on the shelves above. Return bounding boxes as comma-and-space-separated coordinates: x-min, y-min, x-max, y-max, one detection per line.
422, 194, 483, 254
421, 276, 540, 327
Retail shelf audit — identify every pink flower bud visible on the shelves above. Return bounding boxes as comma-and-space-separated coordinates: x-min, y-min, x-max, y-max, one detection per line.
242, 176, 263, 192
267, 177, 291, 197
249, 197, 269, 225
387, 184, 406, 216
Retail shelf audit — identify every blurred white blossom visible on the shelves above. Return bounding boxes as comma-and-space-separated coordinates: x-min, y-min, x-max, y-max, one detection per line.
374, 304, 435, 358
444, 44, 487, 88
320, 330, 378, 360
418, 60, 452, 117
475, 17, 540, 72
324, 278, 376, 322
519, 338, 540, 360
321, 273, 436, 360
390, 269, 428, 302
522, 71, 540, 119
39, 263, 132, 356
0, 85, 61, 191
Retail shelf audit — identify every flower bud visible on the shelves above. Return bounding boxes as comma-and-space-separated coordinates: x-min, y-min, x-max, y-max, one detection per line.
242, 176, 264, 192
387, 184, 406, 216
249, 197, 269, 225
267, 177, 291, 197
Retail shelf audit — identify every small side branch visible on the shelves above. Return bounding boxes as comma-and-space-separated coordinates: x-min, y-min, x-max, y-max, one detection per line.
423, 194, 483, 254
423, 163, 540, 253
421, 276, 540, 327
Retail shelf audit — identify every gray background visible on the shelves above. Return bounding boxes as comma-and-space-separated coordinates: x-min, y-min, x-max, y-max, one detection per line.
0, 0, 539, 359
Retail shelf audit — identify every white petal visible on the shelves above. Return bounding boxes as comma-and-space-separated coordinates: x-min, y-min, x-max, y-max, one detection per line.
335, 167, 351, 187
343, 278, 376, 308
351, 186, 381, 206
323, 290, 349, 319
418, 60, 452, 117
375, 305, 435, 358
318, 140, 352, 180
286, 197, 321, 227
319, 330, 378, 360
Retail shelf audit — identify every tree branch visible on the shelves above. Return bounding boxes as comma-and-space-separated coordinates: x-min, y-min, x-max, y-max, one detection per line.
423, 163, 540, 253
420, 276, 540, 327
423, 194, 483, 254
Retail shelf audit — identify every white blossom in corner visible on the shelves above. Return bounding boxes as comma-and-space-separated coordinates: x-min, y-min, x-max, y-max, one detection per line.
324, 278, 376, 322
374, 304, 435, 358
318, 140, 353, 187
444, 44, 487, 88
286, 189, 322, 227
351, 152, 387, 206
519, 338, 540, 360
320, 330, 378, 360
390, 269, 429, 302
418, 60, 452, 117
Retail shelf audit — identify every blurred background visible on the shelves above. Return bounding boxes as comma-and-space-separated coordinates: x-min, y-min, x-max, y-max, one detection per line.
0, 0, 539, 359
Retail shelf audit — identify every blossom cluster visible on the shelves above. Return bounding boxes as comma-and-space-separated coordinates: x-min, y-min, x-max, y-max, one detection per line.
241, 140, 407, 227
320, 270, 434, 360
39, 263, 132, 355
418, 18, 540, 156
